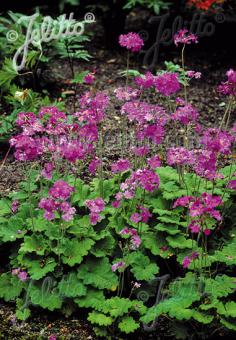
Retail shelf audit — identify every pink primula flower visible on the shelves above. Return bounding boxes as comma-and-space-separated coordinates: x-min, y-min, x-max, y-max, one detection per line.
119, 32, 144, 52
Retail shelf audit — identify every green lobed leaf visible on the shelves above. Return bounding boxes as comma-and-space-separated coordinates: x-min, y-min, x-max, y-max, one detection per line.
156, 166, 179, 183
61, 238, 95, 266
71, 180, 90, 206
95, 297, 133, 317
166, 235, 193, 249
204, 275, 235, 299
220, 318, 236, 331
217, 302, 236, 318
19, 234, 48, 255
129, 252, 159, 281
58, 272, 87, 298
0, 199, 11, 216
67, 215, 91, 236
0, 273, 25, 301
18, 256, 57, 280
16, 298, 31, 320
118, 316, 139, 334
77, 257, 118, 290
155, 223, 180, 235
88, 311, 113, 326
213, 236, 236, 265
90, 234, 115, 257
141, 273, 202, 323
75, 288, 105, 308
0, 216, 25, 242
29, 283, 62, 311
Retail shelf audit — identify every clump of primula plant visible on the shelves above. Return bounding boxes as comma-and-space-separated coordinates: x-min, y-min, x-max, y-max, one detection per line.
0, 30, 236, 338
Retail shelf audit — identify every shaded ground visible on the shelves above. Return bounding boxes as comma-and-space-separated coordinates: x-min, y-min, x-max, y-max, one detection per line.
0, 302, 94, 339
1, 302, 233, 340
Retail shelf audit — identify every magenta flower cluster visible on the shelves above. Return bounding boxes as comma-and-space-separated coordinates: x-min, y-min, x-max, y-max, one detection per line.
182, 252, 199, 268
174, 193, 223, 236
116, 168, 160, 203
11, 200, 20, 213
174, 29, 198, 46
135, 71, 155, 88
228, 179, 236, 190
88, 158, 101, 175
120, 227, 142, 249
154, 72, 181, 96
114, 87, 140, 101
201, 128, 234, 155
167, 147, 194, 166
41, 162, 54, 180
119, 32, 144, 52
111, 159, 131, 173
85, 198, 105, 225
172, 103, 199, 125
130, 206, 152, 224
167, 127, 235, 180
148, 155, 162, 169
112, 261, 126, 272
39, 181, 75, 221
10, 94, 109, 163
84, 72, 95, 85
135, 71, 181, 96
12, 268, 28, 281
218, 69, 236, 96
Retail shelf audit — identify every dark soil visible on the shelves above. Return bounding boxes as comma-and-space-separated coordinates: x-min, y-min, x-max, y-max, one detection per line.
1, 301, 235, 339
0, 302, 172, 339
0, 7, 236, 339
0, 302, 94, 339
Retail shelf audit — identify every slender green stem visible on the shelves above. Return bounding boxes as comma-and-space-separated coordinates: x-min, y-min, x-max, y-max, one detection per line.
221, 161, 235, 203
119, 271, 125, 297
126, 51, 130, 88
26, 164, 35, 231
121, 51, 130, 156
98, 128, 104, 198
193, 173, 198, 195
225, 99, 233, 130
180, 167, 189, 195
181, 44, 187, 102
219, 96, 233, 130
196, 177, 202, 196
